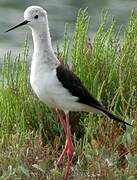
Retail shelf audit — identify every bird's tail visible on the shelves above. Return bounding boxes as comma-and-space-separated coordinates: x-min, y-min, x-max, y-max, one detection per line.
91, 104, 132, 127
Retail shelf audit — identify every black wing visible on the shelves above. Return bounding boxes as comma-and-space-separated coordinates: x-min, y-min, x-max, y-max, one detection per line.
56, 64, 132, 127
56, 64, 101, 107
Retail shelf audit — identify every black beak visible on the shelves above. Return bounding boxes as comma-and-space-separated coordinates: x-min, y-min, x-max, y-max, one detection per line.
5, 20, 29, 32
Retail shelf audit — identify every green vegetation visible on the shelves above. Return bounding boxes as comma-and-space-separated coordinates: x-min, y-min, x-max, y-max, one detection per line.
0, 9, 137, 179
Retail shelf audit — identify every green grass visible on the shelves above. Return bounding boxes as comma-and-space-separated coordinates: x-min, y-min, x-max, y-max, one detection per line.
0, 9, 137, 179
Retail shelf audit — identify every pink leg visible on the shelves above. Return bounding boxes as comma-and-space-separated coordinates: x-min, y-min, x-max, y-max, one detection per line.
57, 140, 67, 164
56, 110, 74, 180
64, 113, 74, 180
56, 109, 67, 163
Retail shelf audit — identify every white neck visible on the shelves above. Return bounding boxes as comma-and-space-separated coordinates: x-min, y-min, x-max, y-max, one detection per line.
31, 17, 59, 66
32, 24, 52, 53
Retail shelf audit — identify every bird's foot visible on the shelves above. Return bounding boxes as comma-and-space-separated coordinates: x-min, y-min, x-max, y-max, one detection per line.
57, 138, 74, 180
65, 140, 74, 180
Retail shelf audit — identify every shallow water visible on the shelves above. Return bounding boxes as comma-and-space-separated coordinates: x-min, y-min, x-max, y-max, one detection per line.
0, 0, 137, 60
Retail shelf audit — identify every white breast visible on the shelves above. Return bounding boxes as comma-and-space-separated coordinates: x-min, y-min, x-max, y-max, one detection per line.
30, 61, 80, 112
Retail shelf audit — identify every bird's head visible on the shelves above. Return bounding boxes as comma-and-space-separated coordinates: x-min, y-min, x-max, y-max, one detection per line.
6, 6, 47, 32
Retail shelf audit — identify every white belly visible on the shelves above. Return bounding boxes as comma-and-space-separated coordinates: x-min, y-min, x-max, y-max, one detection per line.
30, 66, 82, 111
30, 62, 95, 113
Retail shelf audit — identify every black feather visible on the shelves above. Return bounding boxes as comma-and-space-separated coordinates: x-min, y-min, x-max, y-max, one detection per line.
56, 64, 132, 127
56, 64, 101, 106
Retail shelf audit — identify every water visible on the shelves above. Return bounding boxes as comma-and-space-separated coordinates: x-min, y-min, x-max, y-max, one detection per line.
0, 0, 137, 60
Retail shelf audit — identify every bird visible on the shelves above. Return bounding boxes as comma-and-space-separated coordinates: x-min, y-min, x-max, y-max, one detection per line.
6, 6, 132, 180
